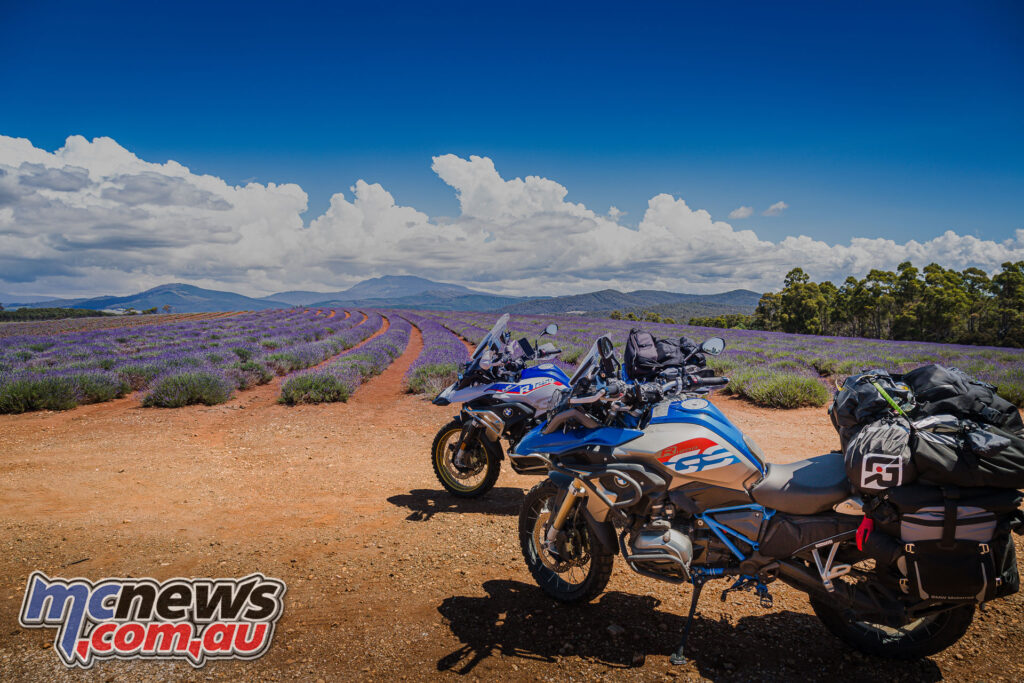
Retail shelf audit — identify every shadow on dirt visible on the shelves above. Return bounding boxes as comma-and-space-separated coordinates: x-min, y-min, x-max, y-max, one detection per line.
387, 488, 525, 521
436, 579, 943, 681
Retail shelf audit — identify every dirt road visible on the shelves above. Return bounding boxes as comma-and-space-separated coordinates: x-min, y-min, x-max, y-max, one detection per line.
0, 329, 1021, 681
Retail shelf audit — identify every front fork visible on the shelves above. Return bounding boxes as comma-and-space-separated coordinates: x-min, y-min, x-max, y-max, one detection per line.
545, 478, 586, 557
451, 423, 480, 470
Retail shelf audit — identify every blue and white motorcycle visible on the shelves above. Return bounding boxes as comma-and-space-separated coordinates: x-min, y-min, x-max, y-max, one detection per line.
431, 314, 567, 497
510, 335, 1005, 662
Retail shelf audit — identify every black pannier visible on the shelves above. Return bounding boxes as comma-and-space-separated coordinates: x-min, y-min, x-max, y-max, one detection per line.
911, 415, 1024, 489
843, 419, 916, 494
828, 370, 913, 450
866, 485, 1022, 602
904, 364, 1024, 436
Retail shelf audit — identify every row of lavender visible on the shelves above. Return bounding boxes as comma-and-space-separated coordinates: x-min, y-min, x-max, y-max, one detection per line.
414, 310, 1024, 409
146, 311, 386, 408
0, 309, 381, 412
0, 311, 226, 339
279, 314, 412, 404
399, 312, 471, 395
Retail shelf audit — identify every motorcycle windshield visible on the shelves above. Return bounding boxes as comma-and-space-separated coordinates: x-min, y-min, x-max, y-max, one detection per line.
472, 313, 510, 361
569, 337, 607, 385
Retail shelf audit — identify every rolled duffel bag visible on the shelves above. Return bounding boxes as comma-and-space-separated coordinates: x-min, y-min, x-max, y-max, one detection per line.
655, 338, 685, 367
829, 370, 913, 450
869, 485, 1022, 602
843, 418, 917, 494
904, 364, 1024, 436
912, 415, 1024, 489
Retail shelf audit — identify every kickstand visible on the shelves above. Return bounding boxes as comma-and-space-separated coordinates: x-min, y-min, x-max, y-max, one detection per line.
670, 578, 705, 665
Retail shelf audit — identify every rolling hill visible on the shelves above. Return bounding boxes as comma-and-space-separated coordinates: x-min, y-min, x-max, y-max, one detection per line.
499, 288, 761, 316
4, 277, 762, 317
14, 284, 288, 313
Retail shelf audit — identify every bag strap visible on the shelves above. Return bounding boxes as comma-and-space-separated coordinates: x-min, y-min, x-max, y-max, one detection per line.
940, 485, 960, 549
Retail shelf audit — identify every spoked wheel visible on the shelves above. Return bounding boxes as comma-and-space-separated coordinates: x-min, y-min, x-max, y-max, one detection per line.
810, 598, 975, 659
431, 419, 500, 498
519, 479, 613, 604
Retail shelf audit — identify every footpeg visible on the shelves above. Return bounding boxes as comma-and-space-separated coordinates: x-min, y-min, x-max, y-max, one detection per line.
719, 576, 773, 608
811, 542, 851, 592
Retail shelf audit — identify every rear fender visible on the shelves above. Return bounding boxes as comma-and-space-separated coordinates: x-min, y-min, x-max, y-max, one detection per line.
547, 472, 619, 556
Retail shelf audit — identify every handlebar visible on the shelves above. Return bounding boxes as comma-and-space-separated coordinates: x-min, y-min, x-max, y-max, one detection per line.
692, 376, 729, 387
569, 389, 606, 405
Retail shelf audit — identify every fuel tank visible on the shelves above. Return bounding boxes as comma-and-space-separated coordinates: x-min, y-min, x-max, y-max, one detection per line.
448, 370, 568, 412
613, 398, 765, 491
520, 363, 571, 385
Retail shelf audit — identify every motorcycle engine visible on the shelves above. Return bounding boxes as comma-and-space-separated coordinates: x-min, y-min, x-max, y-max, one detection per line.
627, 520, 693, 581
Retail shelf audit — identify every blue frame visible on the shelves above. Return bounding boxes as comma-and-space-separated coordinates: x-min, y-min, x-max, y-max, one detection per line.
697, 504, 776, 561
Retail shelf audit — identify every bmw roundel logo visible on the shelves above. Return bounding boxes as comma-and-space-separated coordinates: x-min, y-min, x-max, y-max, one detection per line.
503, 408, 513, 417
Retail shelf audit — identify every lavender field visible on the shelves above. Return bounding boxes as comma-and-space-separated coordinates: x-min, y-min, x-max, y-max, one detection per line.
410, 311, 1024, 409
0, 308, 379, 412
1, 307, 1022, 414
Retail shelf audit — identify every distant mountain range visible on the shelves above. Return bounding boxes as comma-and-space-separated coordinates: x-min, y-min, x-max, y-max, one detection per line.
263, 275, 522, 310
4, 283, 287, 313
1, 276, 762, 318
499, 288, 761, 315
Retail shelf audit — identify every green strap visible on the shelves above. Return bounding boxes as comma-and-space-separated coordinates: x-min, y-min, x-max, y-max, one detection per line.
870, 381, 910, 419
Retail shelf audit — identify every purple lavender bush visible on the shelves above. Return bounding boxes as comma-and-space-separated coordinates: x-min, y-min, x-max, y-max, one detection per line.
141, 369, 235, 407
400, 312, 470, 395
279, 315, 411, 405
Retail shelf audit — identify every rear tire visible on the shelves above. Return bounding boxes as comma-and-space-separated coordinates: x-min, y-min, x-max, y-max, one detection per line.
431, 418, 500, 498
519, 479, 613, 604
810, 598, 975, 659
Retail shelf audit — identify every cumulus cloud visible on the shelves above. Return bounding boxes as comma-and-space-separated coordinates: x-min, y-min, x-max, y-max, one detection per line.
763, 200, 789, 216
728, 206, 753, 219
0, 134, 1022, 299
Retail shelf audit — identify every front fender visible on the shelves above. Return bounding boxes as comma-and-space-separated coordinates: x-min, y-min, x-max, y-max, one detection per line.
432, 382, 456, 406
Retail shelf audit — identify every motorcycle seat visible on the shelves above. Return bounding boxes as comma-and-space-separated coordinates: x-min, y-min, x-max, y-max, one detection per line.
750, 452, 850, 515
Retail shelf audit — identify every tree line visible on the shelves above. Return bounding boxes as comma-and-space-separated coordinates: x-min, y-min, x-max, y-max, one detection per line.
688, 261, 1024, 348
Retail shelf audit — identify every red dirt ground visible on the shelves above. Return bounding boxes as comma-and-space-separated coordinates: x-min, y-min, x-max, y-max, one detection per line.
0, 325, 1021, 682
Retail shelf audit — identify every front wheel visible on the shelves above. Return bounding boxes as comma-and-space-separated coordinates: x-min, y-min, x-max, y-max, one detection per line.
431, 418, 500, 498
519, 479, 613, 604
810, 598, 975, 659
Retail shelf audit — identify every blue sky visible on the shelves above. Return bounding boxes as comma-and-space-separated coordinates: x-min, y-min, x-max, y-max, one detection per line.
0, 0, 1022, 297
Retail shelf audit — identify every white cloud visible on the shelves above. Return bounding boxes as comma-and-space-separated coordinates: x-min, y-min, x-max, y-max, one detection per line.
1, 134, 1022, 299
728, 205, 753, 219
762, 200, 789, 216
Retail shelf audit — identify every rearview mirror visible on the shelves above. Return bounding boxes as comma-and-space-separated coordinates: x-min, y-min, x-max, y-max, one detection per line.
701, 337, 725, 355
597, 337, 615, 359
542, 323, 558, 336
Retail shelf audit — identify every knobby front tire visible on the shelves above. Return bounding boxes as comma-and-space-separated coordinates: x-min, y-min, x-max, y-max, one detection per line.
519, 479, 614, 604
431, 418, 500, 498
